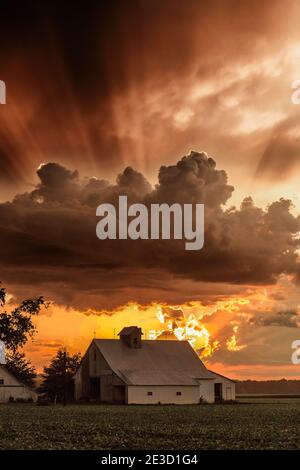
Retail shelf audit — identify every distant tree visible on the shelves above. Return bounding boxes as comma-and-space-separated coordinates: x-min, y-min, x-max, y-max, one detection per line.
39, 349, 81, 403
5, 350, 36, 388
0, 285, 46, 352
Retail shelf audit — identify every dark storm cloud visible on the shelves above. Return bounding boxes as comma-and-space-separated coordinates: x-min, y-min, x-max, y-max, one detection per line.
116, 166, 152, 199
1, 151, 300, 309
36, 163, 78, 188
251, 310, 300, 328
152, 152, 234, 206
31, 163, 79, 203
161, 307, 184, 322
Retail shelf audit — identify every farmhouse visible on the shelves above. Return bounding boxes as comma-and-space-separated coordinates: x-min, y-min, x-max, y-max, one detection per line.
0, 365, 38, 403
74, 326, 235, 404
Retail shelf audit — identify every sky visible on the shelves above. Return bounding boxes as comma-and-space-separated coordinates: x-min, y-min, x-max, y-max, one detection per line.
0, 0, 300, 379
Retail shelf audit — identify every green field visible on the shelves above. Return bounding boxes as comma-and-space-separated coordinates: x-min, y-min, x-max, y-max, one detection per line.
0, 400, 300, 450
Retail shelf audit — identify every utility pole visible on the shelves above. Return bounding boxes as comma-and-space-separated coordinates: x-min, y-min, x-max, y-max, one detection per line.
62, 349, 67, 407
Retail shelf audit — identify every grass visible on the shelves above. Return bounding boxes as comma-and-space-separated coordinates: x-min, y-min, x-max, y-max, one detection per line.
0, 400, 300, 450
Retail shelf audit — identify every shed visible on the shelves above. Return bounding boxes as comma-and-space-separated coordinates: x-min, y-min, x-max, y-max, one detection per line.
0, 365, 38, 403
208, 370, 236, 402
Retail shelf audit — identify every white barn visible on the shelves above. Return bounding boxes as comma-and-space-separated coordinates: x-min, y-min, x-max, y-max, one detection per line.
0, 365, 38, 403
74, 326, 235, 404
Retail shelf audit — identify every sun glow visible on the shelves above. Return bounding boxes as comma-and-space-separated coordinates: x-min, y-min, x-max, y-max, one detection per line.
149, 307, 219, 358
226, 326, 246, 352
22, 281, 294, 376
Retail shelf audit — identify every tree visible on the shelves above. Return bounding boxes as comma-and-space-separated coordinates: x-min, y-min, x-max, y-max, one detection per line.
0, 285, 46, 352
39, 349, 81, 403
0, 283, 45, 387
5, 351, 36, 388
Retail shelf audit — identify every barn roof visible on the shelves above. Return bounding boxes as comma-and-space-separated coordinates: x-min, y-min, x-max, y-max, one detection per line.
208, 370, 236, 383
93, 339, 214, 386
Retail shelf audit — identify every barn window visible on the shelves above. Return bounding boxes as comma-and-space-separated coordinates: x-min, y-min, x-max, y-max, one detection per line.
147, 391, 153, 396
176, 391, 182, 396
0, 379, 4, 385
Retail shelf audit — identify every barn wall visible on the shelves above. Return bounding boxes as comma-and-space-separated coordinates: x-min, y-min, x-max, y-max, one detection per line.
0, 366, 37, 403
74, 351, 90, 400
212, 374, 236, 400
198, 380, 215, 403
88, 342, 111, 377
74, 342, 125, 402
74, 368, 82, 401
127, 385, 199, 404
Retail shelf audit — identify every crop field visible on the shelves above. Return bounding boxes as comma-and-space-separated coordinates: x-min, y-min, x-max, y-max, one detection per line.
0, 400, 300, 450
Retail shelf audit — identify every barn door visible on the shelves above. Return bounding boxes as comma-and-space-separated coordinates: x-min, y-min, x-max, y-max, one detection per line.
89, 377, 101, 401
214, 383, 223, 402
113, 385, 125, 404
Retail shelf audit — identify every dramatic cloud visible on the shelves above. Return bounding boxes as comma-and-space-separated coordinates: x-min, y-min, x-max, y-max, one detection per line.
1, 0, 300, 209
2, 1, 300, 378
1, 151, 300, 311
152, 152, 234, 206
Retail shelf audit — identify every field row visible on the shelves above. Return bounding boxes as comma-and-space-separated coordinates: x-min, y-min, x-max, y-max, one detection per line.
0, 401, 300, 449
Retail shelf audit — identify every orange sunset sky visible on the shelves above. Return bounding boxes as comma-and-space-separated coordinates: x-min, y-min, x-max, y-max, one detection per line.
0, 0, 300, 379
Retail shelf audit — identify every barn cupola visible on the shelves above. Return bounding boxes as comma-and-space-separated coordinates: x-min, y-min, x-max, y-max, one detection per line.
118, 326, 143, 348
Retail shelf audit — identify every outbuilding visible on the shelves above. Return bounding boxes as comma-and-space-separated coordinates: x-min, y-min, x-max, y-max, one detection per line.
208, 370, 236, 402
0, 365, 38, 403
